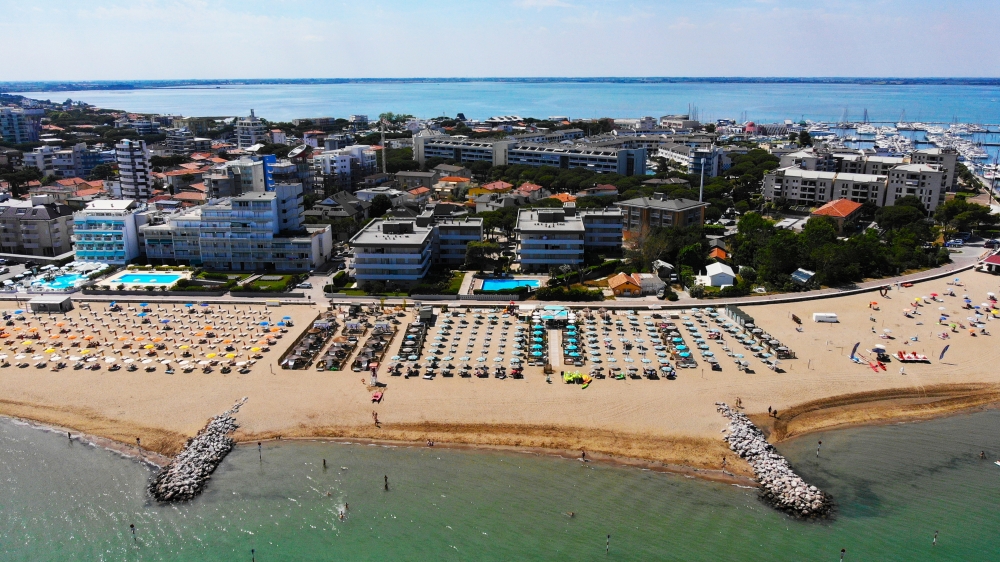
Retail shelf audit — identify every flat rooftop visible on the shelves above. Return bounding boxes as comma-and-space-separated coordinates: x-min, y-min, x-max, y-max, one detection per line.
350, 219, 434, 246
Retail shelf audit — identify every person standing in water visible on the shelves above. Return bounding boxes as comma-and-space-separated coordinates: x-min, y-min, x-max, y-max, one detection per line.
816, 441, 822, 457
933, 530, 938, 546
384, 475, 389, 491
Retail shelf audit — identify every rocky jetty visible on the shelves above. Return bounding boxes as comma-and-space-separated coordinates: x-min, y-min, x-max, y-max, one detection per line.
716, 402, 834, 518
148, 398, 247, 502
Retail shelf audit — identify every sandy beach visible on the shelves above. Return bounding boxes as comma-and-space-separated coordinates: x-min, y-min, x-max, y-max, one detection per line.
2, 269, 1000, 479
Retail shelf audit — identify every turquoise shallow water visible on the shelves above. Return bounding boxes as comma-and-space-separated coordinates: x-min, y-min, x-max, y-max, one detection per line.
19, 82, 1000, 123
1, 411, 998, 561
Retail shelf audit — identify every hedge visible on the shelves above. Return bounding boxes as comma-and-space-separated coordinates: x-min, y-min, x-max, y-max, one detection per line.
534, 286, 604, 301
473, 286, 530, 296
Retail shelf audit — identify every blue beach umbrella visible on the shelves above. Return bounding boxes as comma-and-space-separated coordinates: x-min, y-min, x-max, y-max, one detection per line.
140, 302, 148, 307
137, 312, 147, 317
14, 309, 23, 314
277, 321, 286, 326
260, 321, 269, 326
185, 303, 194, 307
160, 319, 170, 324
282, 316, 291, 320
532, 351, 542, 357
531, 344, 543, 349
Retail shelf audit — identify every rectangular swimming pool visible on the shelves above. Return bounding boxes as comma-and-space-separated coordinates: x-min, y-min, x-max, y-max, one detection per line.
116, 273, 183, 285
481, 278, 540, 291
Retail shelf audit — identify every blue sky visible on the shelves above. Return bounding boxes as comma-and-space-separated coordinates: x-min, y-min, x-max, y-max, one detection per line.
2, 0, 997, 80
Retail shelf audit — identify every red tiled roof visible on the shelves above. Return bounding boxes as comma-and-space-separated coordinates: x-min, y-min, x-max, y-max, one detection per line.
178, 162, 202, 170
210, 158, 228, 164
147, 195, 173, 203
172, 191, 206, 202
518, 182, 543, 192
482, 181, 513, 191
408, 187, 430, 196
73, 187, 104, 197
812, 198, 863, 218
55, 177, 88, 187
608, 272, 640, 290
550, 193, 577, 203
187, 182, 207, 192
439, 176, 471, 182
84, 180, 104, 188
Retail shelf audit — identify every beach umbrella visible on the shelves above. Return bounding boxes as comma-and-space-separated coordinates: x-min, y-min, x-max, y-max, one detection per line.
531, 351, 542, 357
141, 358, 153, 364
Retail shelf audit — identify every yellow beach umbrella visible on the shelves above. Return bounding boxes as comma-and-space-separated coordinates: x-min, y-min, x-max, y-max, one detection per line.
144, 344, 155, 349
206, 353, 217, 358
80, 349, 90, 355
21, 340, 32, 345
44, 348, 56, 353
225, 353, 236, 359
179, 345, 190, 349
251, 347, 261, 352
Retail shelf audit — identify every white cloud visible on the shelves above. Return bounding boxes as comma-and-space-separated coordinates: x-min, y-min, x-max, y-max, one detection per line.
513, 0, 574, 9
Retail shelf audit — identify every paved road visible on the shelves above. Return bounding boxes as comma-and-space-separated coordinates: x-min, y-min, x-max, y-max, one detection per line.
0, 244, 989, 311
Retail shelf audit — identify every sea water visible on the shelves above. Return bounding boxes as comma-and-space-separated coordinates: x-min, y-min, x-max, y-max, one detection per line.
21, 82, 1000, 124
1, 411, 998, 561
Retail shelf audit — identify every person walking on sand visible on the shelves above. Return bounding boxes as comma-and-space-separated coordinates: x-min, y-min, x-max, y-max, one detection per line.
721, 456, 727, 469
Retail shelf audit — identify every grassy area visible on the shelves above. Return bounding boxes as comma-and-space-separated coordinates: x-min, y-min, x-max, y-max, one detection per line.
446, 271, 464, 293
343, 289, 408, 297
246, 274, 296, 291
195, 271, 245, 281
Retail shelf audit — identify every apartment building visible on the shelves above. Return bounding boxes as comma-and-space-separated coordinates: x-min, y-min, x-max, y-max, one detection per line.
171, 116, 213, 135
349, 220, 434, 287
115, 139, 153, 200
909, 147, 957, 191
433, 217, 484, 265
141, 183, 332, 271
311, 145, 377, 188
0, 195, 74, 257
763, 164, 945, 212
114, 116, 160, 135
73, 199, 146, 265
507, 144, 646, 176
616, 195, 709, 236
884, 164, 947, 210
507, 128, 584, 143
656, 143, 723, 177
0, 108, 44, 143
235, 110, 267, 148
204, 158, 266, 198
413, 136, 511, 167
514, 204, 624, 273
23, 145, 56, 176
165, 128, 212, 156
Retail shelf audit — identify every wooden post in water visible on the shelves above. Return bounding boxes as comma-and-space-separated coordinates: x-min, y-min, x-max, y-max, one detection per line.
606, 534, 610, 555
130, 524, 136, 542
258, 442, 262, 462
252, 548, 256, 561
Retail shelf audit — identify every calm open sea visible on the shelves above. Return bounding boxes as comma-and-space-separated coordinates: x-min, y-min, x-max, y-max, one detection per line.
1, 410, 998, 561
17, 82, 1000, 123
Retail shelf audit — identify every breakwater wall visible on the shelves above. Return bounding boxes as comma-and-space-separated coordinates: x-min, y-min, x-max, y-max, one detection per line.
148, 398, 247, 502
716, 402, 834, 518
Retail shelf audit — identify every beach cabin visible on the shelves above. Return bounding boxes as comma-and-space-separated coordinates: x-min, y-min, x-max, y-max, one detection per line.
983, 254, 1000, 274
812, 312, 839, 323
608, 272, 642, 297
28, 294, 73, 314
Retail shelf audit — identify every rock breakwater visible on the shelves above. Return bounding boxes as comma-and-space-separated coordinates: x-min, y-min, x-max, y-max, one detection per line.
716, 402, 834, 518
148, 398, 247, 502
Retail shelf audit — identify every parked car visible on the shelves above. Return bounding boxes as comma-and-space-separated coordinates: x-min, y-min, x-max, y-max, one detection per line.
0, 259, 8, 265
337, 263, 347, 271
945, 239, 963, 248
23, 261, 37, 268
957, 231, 972, 241
984, 239, 999, 248
0, 267, 9, 275
296, 282, 313, 289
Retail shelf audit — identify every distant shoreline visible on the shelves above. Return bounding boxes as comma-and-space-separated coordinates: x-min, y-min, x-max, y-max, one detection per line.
5, 76, 1000, 94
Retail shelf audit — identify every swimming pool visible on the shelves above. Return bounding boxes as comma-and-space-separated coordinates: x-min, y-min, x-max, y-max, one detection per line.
115, 273, 183, 285
36, 273, 87, 290
481, 278, 540, 291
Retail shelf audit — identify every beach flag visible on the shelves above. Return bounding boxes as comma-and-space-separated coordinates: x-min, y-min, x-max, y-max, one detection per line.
850, 342, 860, 359
939, 345, 950, 361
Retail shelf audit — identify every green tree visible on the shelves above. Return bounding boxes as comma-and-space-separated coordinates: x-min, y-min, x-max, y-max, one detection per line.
0, 167, 43, 197
934, 198, 999, 232
798, 131, 813, 146
87, 163, 116, 181
464, 241, 501, 270
369, 194, 393, 218
876, 205, 924, 230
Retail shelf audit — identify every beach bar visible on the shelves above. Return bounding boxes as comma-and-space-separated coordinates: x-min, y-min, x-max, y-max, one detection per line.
28, 294, 74, 314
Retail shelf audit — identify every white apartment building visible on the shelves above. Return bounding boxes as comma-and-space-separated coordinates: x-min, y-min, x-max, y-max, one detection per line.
909, 147, 957, 191
413, 136, 511, 167
514, 204, 624, 273
0, 108, 44, 143
205, 158, 265, 198
355, 186, 407, 205
114, 117, 160, 135
73, 199, 146, 265
115, 139, 153, 200
656, 143, 723, 177
349, 220, 434, 287
23, 145, 56, 176
165, 127, 211, 156
885, 164, 947, 210
507, 144, 646, 176
763, 165, 945, 212
141, 183, 331, 271
235, 110, 267, 148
